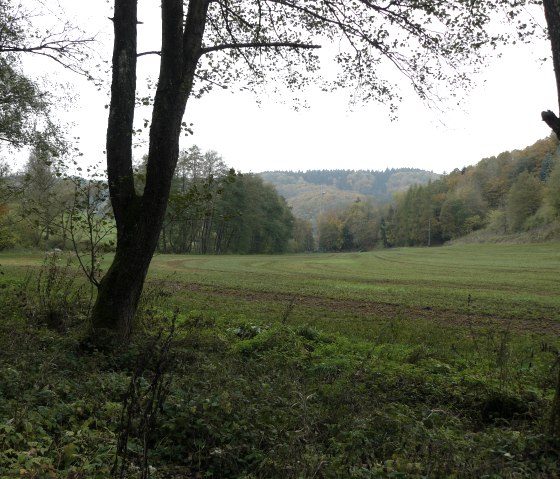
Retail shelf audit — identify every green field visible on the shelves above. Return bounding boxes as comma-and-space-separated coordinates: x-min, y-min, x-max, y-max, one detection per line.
143, 243, 560, 334
1, 243, 560, 477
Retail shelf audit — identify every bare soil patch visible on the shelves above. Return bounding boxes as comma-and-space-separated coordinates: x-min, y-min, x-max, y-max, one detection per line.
153, 280, 560, 336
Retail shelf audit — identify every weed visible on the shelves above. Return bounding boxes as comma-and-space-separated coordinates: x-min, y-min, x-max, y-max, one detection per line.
281, 295, 298, 324
69, 174, 115, 289
548, 355, 560, 439
113, 319, 177, 479
20, 251, 88, 331
229, 322, 263, 339
496, 329, 512, 391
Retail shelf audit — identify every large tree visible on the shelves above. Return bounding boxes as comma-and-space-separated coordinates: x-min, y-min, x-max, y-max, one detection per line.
93, 0, 534, 341
160, 146, 231, 254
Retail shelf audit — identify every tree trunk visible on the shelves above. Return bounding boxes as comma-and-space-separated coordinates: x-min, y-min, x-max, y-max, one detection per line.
542, 0, 560, 137
90, 0, 210, 343
543, 0, 560, 438
90, 214, 159, 339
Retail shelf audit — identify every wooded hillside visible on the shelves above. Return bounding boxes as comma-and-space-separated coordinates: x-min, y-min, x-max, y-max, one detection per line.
385, 135, 560, 246
312, 135, 560, 251
260, 169, 440, 223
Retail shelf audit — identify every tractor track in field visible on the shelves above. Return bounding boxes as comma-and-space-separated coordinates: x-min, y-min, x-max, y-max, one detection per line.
153, 280, 560, 336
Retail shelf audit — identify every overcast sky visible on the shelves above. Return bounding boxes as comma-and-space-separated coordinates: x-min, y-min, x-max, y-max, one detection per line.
19, 2, 559, 175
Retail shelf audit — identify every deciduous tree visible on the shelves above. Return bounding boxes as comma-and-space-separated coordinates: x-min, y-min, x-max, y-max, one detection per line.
20, 148, 72, 246
94, 0, 536, 342
506, 170, 543, 231
160, 146, 230, 253
213, 174, 294, 254
545, 158, 560, 214
0, 159, 16, 249
291, 218, 315, 253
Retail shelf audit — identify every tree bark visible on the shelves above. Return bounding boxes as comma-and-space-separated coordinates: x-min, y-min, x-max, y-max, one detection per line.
90, 0, 210, 343
542, 0, 560, 138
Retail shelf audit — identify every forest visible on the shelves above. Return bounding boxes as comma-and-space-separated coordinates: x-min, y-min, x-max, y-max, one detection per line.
260, 169, 440, 203
259, 169, 439, 227
382, 135, 560, 246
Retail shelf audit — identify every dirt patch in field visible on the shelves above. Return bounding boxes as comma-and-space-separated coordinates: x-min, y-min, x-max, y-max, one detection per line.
153, 280, 560, 336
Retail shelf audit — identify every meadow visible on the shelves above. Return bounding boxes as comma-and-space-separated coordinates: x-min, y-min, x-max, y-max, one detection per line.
1, 243, 560, 477
145, 243, 560, 334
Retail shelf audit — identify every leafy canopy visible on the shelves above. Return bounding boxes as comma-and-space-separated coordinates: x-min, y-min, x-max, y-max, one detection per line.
192, 0, 540, 109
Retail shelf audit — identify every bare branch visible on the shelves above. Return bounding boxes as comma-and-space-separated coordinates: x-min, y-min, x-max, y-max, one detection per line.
200, 41, 320, 55
137, 50, 162, 57
5, 46, 92, 77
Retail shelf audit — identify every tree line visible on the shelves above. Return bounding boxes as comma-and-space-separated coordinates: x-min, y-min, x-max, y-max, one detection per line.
3, 134, 560, 255
386, 135, 560, 246
0, 145, 313, 255
155, 146, 307, 255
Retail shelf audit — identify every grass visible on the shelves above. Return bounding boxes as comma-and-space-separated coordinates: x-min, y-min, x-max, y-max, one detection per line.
1, 243, 560, 477
140, 243, 560, 336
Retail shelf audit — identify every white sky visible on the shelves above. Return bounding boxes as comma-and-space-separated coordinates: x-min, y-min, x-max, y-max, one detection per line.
15, 2, 559, 175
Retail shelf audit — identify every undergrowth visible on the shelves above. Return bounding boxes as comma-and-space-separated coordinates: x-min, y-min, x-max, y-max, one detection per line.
0, 275, 559, 478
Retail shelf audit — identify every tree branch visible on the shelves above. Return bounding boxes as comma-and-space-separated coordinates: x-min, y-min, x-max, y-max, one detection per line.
6, 47, 91, 77
0, 21, 97, 78
137, 50, 161, 57
106, 0, 139, 227
0, 136, 19, 145
200, 41, 320, 55
542, 110, 560, 139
